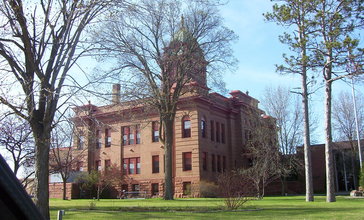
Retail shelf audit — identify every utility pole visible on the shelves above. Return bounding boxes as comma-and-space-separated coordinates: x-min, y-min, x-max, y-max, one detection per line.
351, 76, 363, 169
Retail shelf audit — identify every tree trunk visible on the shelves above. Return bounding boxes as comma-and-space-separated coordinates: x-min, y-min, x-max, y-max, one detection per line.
325, 78, 336, 202
302, 69, 314, 202
62, 180, 67, 200
281, 176, 286, 196
33, 130, 51, 220
163, 117, 174, 200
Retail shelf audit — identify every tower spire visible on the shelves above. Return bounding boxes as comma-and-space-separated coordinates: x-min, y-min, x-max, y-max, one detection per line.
181, 15, 185, 28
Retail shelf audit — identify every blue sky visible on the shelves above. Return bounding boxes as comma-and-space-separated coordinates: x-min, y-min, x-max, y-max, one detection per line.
219, 0, 363, 143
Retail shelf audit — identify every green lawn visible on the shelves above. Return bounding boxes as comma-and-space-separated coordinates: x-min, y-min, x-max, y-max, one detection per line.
50, 196, 364, 219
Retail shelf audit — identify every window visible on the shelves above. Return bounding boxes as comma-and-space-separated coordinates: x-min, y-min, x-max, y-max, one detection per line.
151, 183, 159, 196
222, 156, 226, 172
122, 126, 129, 146
183, 152, 192, 171
136, 125, 141, 144
96, 130, 101, 149
105, 159, 111, 171
221, 124, 225, 144
210, 120, 214, 141
183, 182, 191, 195
201, 118, 206, 138
96, 160, 101, 171
182, 116, 191, 138
77, 135, 84, 149
123, 157, 141, 174
217, 155, 221, 172
76, 161, 84, 171
123, 158, 128, 174
211, 154, 216, 172
132, 184, 140, 192
105, 128, 111, 147
216, 122, 220, 142
129, 159, 135, 174
152, 121, 159, 142
202, 152, 207, 171
152, 155, 160, 173
129, 126, 135, 145
122, 125, 141, 145
136, 157, 141, 174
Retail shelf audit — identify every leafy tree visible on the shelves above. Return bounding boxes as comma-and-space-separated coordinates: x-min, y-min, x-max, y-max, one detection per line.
312, 0, 364, 202
94, 0, 237, 200
265, 0, 318, 201
0, 0, 110, 217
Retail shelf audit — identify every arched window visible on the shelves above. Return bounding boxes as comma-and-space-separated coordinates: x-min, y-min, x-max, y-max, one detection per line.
182, 116, 191, 138
201, 117, 206, 138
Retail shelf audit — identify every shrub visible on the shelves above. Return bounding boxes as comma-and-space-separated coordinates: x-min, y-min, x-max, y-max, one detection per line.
217, 171, 257, 210
200, 181, 219, 198
88, 201, 96, 210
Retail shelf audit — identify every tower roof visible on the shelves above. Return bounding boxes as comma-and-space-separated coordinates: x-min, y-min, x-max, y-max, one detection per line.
172, 16, 195, 43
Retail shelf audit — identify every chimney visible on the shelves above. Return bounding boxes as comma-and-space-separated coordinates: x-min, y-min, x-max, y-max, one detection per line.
112, 84, 121, 104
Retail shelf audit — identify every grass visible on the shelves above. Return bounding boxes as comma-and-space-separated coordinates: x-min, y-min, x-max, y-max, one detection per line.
50, 196, 364, 219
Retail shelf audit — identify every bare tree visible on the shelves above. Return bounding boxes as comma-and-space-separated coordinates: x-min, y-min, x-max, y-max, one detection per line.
241, 114, 280, 199
0, 0, 111, 217
49, 122, 85, 200
94, 0, 237, 200
0, 115, 34, 179
333, 91, 364, 189
261, 86, 304, 195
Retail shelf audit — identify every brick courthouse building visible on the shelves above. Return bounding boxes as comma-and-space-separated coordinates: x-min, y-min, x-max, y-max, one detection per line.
69, 86, 266, 198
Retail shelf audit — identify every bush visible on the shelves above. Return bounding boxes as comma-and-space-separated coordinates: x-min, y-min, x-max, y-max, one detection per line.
200, 181, 219, 198
217, 171, 257, 210
88, 201, 96, 210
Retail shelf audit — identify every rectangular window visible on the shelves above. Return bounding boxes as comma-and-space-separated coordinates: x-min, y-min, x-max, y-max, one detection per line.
105, 159, 111, 171
182, 118, 191, 138
136, 157, 141, 174
216, 122, 220, 143
105, 128, 111, 147
211, 154, 216, 172
217, 155, 221, 172
129, 126, 135, 145
123, 157, 140, 175
129, 158, 135, 174
122, 126, 129, 146
96, 160, 101, 171
201, 119, 206, 138
152, 121, 159, 142
151, 183, 159, 196
222, 156, 226, 172
210, 120, 214, 141
183, 182, 191, 195
77, 161, 84, 171
221, 124, 225, 144
152, 155, 160, 173
136, 125, 141, 144
183, 152, 192, 171
123, 158, 129, 174
202, 152, 207, 171
77, 135, 84, 150
96, 130, 101, 149
132, 184, 140, 192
